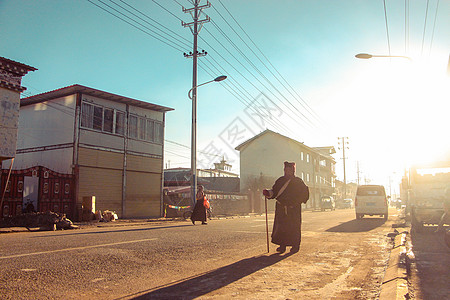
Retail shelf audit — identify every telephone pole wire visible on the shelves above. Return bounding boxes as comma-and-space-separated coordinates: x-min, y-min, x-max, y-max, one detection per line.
182, 0, 210, 206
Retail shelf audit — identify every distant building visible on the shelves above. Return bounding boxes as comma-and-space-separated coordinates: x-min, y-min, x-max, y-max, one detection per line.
335, 180, 357, 201
235, 129, 336, 211
0, 57, 36, 162
164, 158, 239, 193
1, 85, 172, 219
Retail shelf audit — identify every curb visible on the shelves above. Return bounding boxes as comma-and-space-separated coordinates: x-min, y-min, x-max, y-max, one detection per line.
379, 230, 410, 299
0, 213, 266, 233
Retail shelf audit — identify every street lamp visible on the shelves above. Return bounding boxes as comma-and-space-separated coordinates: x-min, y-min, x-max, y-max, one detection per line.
355, 53, 412, 60
188, 75, 227, 207
188, 75, 227, 100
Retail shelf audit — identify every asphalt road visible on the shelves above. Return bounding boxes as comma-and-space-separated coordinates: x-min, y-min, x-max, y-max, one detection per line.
0, 208, 395, 299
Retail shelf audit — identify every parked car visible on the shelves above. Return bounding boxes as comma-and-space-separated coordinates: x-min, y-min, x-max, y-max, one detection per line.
340, 198, 353, 209
320, 196, 335, 211
355, 185, 388, 220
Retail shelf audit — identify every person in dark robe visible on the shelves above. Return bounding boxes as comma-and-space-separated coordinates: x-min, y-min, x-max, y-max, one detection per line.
190, 185, 209, 225
263, 161, 309, 253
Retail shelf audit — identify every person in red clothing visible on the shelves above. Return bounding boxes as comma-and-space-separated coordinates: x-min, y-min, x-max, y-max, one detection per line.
190, 185, 209, 225
263, 161, 309, 253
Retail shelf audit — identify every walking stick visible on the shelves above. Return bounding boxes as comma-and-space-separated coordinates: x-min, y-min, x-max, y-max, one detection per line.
264, 195, 269, 253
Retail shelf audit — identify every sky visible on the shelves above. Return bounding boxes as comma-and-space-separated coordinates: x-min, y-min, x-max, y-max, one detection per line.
1, 0, 449, 194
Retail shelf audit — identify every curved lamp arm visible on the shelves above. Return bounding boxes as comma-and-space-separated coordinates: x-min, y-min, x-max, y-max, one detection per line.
188, 75, 227, 100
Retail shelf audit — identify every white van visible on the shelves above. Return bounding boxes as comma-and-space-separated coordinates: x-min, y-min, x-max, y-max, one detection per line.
355, 185, 388, 220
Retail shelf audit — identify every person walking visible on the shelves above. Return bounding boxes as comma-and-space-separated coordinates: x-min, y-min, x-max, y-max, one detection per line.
263, 161, 309, 253
190, 185, 209, 225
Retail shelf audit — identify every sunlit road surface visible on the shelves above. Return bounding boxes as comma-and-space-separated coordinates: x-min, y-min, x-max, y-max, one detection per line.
0, 208, 396, 299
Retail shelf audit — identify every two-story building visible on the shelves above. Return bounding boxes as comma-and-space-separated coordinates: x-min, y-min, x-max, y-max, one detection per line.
235, 129, 336, 211
1, 84, 172, 219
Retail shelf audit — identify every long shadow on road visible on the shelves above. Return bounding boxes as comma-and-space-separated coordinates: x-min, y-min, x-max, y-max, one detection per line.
326, 218, 386, 232
117, 253, 291, 300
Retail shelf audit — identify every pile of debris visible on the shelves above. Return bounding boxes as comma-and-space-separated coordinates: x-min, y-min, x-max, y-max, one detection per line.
0, 211, 78, 231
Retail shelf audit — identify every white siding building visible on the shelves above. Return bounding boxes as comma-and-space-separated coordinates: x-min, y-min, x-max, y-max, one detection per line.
236, 129, 336, 210
2, 85, 172, 219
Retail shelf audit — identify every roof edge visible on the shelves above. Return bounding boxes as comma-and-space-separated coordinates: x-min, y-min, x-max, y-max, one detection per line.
20, 84, 174, 112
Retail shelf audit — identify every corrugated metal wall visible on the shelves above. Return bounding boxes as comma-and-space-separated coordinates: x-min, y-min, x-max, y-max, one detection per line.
77, 147, 163, 218
125, 171, 161, 217
78, 166, 123, 216
125, 154, 162, 217
78, 147, 123, 216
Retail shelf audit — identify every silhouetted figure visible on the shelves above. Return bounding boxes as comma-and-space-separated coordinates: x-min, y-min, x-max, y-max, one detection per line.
263, 161, 309, 253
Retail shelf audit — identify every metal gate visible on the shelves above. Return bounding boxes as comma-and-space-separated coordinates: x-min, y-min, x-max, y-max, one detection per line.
1, 166, 75, 219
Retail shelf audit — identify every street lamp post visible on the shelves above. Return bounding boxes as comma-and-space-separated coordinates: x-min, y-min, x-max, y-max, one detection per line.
188, 75, 227, 207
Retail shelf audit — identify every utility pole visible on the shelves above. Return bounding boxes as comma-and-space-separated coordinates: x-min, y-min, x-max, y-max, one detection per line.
337, 137, 349, 199
182, 0, 210, 206
356, 161, 361, 186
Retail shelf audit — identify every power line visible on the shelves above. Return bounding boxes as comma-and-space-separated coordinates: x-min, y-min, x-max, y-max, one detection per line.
428, 0, 440, 56
146, 0, 319, 136
165, 139, 223, 158
383, 0, 391, 56
405, 0, 409, 54
153, 0, 184, 22
212, 1, 322, 126
421, 0, 430, 56
198, 61, 296, 137
215, 0, 322, 124
86, 0, 319, 145
112, 0, 192, 48
86, 0, 188, 52
199, 30, 313, 132
207, 20, 316, 129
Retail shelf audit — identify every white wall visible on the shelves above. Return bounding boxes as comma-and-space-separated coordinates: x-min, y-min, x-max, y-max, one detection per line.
9, 148, 73, 173
239, 132, 315, 191
12, 95, 76, 172
17, 95, 76, 148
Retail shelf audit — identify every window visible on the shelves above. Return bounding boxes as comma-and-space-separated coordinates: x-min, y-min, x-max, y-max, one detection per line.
301, 172, 304, 180
115, 112, 125, 135
127, 114, 163, 144
306, 154, 310, 163
103, 108, 114, 133
155, 122, 163, 144
138, 117, 146, 140
129, 115, 138, 138
81, 102, 164, 143
301, 152, 304, 161
81, 103, 93, 128
93, 106, 103, 130
146, 119, 154, 141
306, 173, 310, 182
81, 102, 125, 136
